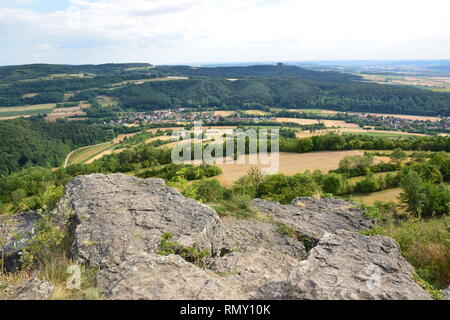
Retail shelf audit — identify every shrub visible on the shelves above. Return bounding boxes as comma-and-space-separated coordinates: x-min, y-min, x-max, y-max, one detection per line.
157, 232, 210, 267
192, 179, 225, 203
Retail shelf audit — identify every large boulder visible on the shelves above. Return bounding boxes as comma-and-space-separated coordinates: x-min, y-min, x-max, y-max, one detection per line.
287, 230, 432, 300
97, 253, 247, 300
0, 211, 41, 272
210, 217, 306, 299
56, 174, 224, 268
5, 278, 54, 300
251, 197, 375, 245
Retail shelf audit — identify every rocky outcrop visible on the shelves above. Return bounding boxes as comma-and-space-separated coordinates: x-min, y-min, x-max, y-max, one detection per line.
3, 174, 433, 300
287, 230, 432, 300
0, 211, 41, 272
251, 197, 375, 244
5, 278, 54, 300
97, 253, 246, 300
56, 174, 224, 268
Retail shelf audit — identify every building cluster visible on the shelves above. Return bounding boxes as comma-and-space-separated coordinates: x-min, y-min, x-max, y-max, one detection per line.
355, 114, 449, 132
105, 109, 275, 126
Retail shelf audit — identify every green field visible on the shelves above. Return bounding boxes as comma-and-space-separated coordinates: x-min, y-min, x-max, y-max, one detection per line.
343, 131, 418, 138
67, 141, 115, 165
0, 104, 56, 118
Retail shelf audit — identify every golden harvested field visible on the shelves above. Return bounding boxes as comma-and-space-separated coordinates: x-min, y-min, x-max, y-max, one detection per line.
351, 188, 402, 205
276, 117, 359, 128
214, 110, 236, 117
46, 107, 87, 122
346, 112, 441, 122
46, 102, 91, 122
21, 93, 39, 98
243, 110, 269, 115
213, 150, 364, 186
295, 128, 426, 138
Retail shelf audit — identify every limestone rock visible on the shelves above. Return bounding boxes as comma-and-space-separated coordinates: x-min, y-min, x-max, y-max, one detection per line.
6, 278, 53, 300
221, 217, 307, 260
97, 253, 246, 300
287, 230, 432, 300
210, 217, 305, 299
56, 174, 224, 268
211, 247, 295, 300
0, 211, 41, 272
251, 197, 375, 244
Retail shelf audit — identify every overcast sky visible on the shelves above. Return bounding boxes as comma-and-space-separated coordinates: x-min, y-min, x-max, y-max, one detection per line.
1, 0, 450, 66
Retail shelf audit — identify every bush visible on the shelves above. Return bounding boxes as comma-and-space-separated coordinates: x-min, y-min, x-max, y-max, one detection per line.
192, 179, 225, 203
321, 173, 345, 195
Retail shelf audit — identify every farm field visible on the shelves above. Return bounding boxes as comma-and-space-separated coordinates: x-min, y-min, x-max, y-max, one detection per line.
271, 108, 338, 114
0, 103, 56, 119
65, 141, 115, 166
213, 150, 365, 186
243, 110, 269, 115
345, 111, 442, 122
276, 117, 359, 128
46, 103, 90, 122
347, 171, 398, 184
213, 110, 236, 117
108, 76, 189, 88
295, 128, 425, 138
351, 188, 402, 205
360, 73, 450, 92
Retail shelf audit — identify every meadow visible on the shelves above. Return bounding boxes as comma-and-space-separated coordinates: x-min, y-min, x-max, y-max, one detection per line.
0, 104, 56, 119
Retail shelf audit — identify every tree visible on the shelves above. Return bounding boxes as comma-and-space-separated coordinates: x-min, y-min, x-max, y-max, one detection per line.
399, 170, 427, 216
390, 148, 407, 165
321, 173, 344, 195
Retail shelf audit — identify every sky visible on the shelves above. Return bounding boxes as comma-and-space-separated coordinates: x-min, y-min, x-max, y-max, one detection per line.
1, 0, 450, 66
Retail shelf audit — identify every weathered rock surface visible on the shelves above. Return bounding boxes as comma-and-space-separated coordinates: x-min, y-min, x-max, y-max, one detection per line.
252, 197, 375, 243
56, 174, 224, 268
211, 247, 295, 300
441, 287, 450, 300
209, 217, 305, 299
97, 253, 246, 300
6, 278, 54, 300
0, 211, 41, 272
221, 217, 307, 260
287, 230, 432, 300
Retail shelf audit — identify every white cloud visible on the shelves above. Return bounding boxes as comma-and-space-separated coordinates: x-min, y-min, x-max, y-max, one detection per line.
0, 0, 450, 65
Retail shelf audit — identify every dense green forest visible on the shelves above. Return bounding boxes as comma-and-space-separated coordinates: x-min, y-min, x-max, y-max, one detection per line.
105, 78, 450, 116
0, 63, 155, 81
0, 119, 113, 175
153, 64, 359, 82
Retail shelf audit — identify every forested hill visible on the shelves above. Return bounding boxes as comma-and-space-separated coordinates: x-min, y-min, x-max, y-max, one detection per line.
109, 78, 450, 116
153, 64, 360, 82
1, 63, 450, 116
0, 119, 113, 175
0, 63, 154, 81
